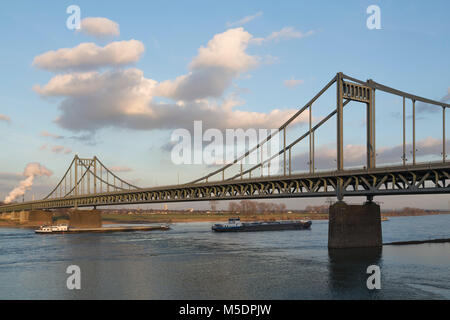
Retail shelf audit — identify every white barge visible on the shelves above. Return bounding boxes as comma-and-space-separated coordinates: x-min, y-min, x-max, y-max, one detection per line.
34, 224, 170, 234
35, 224, 69, 234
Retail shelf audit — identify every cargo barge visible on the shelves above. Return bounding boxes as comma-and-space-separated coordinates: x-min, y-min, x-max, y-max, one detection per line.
212, 218, 311, 232
35, 224, 170, 234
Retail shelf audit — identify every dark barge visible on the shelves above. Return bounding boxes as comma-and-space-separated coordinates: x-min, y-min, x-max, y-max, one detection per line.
212, 218, 311, 232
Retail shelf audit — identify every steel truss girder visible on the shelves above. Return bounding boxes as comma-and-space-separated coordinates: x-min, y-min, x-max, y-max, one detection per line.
1, 163, 449, 213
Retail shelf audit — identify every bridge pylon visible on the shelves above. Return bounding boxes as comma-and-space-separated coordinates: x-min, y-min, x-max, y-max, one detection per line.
43, 155, 140, 203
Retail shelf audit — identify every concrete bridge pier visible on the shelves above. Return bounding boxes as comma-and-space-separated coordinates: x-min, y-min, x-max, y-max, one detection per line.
328, 198, 382, 249
68, 209, 102, 228
19, 210, 53, 225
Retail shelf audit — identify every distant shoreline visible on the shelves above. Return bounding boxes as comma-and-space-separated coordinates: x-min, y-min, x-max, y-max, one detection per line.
384, 238, 450, 245
101, 211, 450, 224
382, 211, 450, 217
1, 211, 449, 228
101, 212, 329, 224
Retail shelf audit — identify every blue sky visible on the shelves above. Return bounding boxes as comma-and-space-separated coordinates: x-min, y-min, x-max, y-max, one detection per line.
0, 0, 449, 209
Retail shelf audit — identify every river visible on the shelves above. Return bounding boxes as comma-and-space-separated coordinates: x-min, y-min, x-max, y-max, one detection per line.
0, 214, 449, 299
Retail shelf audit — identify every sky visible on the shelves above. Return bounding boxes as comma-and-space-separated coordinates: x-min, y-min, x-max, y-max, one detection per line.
0, 0, 449, 209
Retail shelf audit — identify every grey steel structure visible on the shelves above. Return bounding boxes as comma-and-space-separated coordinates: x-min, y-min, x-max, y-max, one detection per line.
1, 73, 449, 213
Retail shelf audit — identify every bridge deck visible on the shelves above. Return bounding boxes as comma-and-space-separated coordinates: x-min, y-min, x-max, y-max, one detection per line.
1, 162, 449, 213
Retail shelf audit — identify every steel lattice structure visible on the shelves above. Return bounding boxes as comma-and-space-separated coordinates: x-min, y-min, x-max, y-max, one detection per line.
43, 156, 140, 200
1, 72, 449, 213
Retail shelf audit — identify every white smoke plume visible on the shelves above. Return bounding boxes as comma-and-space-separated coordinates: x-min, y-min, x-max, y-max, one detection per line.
4, 163, 53, 204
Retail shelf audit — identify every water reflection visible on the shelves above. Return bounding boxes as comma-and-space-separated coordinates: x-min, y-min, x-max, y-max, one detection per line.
327, 247, 382, 298
1, 215, 450, 299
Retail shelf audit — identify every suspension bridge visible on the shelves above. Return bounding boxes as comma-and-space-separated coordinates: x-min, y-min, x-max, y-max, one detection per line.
1, 72, 449, 214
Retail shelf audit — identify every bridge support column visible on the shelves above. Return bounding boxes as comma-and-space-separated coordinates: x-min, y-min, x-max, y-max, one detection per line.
68, 209, 102, 228
20, 210, 53, 225
328, 201, 382, 249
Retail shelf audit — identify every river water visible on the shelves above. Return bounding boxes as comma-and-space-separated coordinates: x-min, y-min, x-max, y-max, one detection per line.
0, 215, 449, 299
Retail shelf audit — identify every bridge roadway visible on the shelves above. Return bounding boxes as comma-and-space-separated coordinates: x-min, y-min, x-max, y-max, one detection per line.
1, 161, 449, 213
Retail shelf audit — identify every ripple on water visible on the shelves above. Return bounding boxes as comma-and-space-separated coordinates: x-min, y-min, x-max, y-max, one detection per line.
0, 215, 449, 299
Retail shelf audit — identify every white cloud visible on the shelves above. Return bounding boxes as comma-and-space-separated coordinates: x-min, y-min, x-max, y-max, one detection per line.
190, 28, 258, 72
41, 130, 63, 139
0, 114, 11, 123
110, 166, 133, 172
252, 27, 315, 44
443, 87, 450, 102
36, 69, 304, 131
291, 137, 447, 170
226, 11, 263, 27
33, 28, 307, 132
51, 146, 64, 153
32, 40, 145, 72
284, 78, 304, 88
39, 144, 72, 154
155, 71, 234, 101
156, 28, 258, 101
35, 68, 157, 123
0, 172, 22, 182
417, 87, 450, 114
267, 27, 315, 41
34, 69, 157, 102
80, 17, 120, 38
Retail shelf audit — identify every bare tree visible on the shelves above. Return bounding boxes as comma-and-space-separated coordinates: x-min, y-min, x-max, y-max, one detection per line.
210, 200, 217, 212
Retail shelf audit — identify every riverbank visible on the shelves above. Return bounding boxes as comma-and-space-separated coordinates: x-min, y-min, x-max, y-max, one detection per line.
100, 211, 444, 224
0, 220, 39, 228
101, 212, 329, 224
2, 211, 448, 227
0, 212, 327, 228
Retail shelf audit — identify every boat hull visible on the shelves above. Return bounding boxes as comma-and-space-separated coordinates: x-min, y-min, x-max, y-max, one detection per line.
212, 221, 312, 232
35, 225, 170, 234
